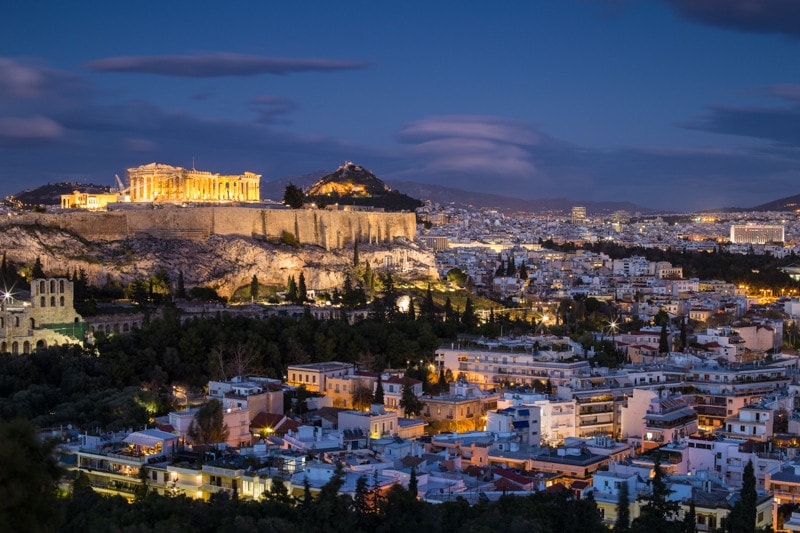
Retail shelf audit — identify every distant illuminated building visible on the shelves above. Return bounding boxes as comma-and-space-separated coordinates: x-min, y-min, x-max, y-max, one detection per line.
571, 206, 586, 225
60, 190, 121, 210
730, 224, 784, 244
127, 163, 260, 203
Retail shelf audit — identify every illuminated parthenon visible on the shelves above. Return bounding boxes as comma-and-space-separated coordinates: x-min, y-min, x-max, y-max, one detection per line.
127, 163, 260, 203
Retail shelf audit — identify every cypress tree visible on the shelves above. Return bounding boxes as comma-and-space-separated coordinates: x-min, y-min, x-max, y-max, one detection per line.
31, 257, 45, 280
374, 377, 385, 405
298, 272, 307, 303
176, 271, 186, 299
250, 275, 259, 301
659, 321, 670, 354
286, 276, 298, 303
615, 479, 631, 533
353, 239, 359, 267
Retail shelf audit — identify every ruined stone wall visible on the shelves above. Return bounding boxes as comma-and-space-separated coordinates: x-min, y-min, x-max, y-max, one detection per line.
5, 207, 416, 249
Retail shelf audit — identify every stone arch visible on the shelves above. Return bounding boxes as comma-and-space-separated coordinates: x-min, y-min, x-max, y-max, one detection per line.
29, 318, 35, 329
14, 316, 19, 327
0, 341, 5, 353
36, 340, 46, 350
40, 296, 45, 307
60, 296, 64, 306
23, 341, 30, 354
11, 341, 18, 354
39, 281, 45, 293
50, 296, 55, 307
123, 323, 130, 332
50, 280, 56, 293
113, 324, 120, 334
59, 280, 65, 292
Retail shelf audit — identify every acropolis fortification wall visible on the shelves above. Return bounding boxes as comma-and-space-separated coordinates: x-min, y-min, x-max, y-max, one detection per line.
7, 207, 416, 249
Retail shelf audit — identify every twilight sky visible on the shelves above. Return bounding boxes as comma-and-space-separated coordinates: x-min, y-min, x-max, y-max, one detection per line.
2, 0, 799, 212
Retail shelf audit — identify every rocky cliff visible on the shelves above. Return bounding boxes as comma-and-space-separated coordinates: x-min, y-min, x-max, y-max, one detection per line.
0, 223, 437, 298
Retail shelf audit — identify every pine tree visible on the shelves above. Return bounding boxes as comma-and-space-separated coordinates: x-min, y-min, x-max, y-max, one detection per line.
400, 379, 424, 417
353, 239, 359, 267
282, 183, 304, 208
407, 296, 416, 320
506, 256, 515, 277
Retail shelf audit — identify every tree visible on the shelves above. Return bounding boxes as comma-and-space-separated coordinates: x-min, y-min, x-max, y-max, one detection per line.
176, 270, 186, 299
518, 261, 528, 280
400, 379, 424, 417
631, 460, 681, 533
250, 275, 259, 301
283, 183, 304, 208
421, 284, 436, 321
461, 297, 478, 331
351, 381, 374, 411
31, 257, 45, 280
286, 275, 298, 303
682, 499, 697, 533
353, 239, 359, 267
726, 460, 757, 533
297, 272, 308, 303
0, 419, 64, 532
659, 321, 670, 354
187, 399, 230, 445
374, 377, 385, 405
615, 479, 631, 533
679, 316, 687, 352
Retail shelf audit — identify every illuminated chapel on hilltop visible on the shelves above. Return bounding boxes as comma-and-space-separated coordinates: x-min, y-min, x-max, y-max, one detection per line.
127, 163, 261, 203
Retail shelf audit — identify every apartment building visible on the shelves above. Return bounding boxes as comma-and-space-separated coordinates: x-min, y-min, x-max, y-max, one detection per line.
286, 361, 354, 393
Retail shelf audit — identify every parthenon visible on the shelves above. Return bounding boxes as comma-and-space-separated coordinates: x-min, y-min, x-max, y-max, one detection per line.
127, 163, 260, 203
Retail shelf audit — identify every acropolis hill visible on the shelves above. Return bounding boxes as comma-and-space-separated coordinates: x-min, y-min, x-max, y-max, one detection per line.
0, 162, 432, 297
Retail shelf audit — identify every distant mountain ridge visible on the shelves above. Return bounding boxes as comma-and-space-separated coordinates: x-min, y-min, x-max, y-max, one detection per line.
385, 180, 652, 215
750, 193, 800, 212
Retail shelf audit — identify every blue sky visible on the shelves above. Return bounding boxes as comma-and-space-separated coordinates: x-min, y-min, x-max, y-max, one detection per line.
1, 0, 799, 211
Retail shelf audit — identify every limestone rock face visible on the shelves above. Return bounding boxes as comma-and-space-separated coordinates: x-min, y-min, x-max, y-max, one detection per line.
0, 224, 436, 298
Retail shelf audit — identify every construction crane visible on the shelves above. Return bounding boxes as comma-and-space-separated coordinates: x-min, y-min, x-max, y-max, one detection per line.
114, 174, 131, 202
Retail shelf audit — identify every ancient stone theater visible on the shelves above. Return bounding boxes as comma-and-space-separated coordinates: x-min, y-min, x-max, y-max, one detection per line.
127, 162, 261, 203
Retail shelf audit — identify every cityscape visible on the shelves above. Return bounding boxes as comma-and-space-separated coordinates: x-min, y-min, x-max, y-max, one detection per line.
3, 2, 800, 533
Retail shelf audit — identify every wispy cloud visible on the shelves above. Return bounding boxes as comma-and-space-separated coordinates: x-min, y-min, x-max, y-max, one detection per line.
83, 53, 370, 77
0, 116, 63, 146
660, 0, 800, 38
249, 95, 297, 124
